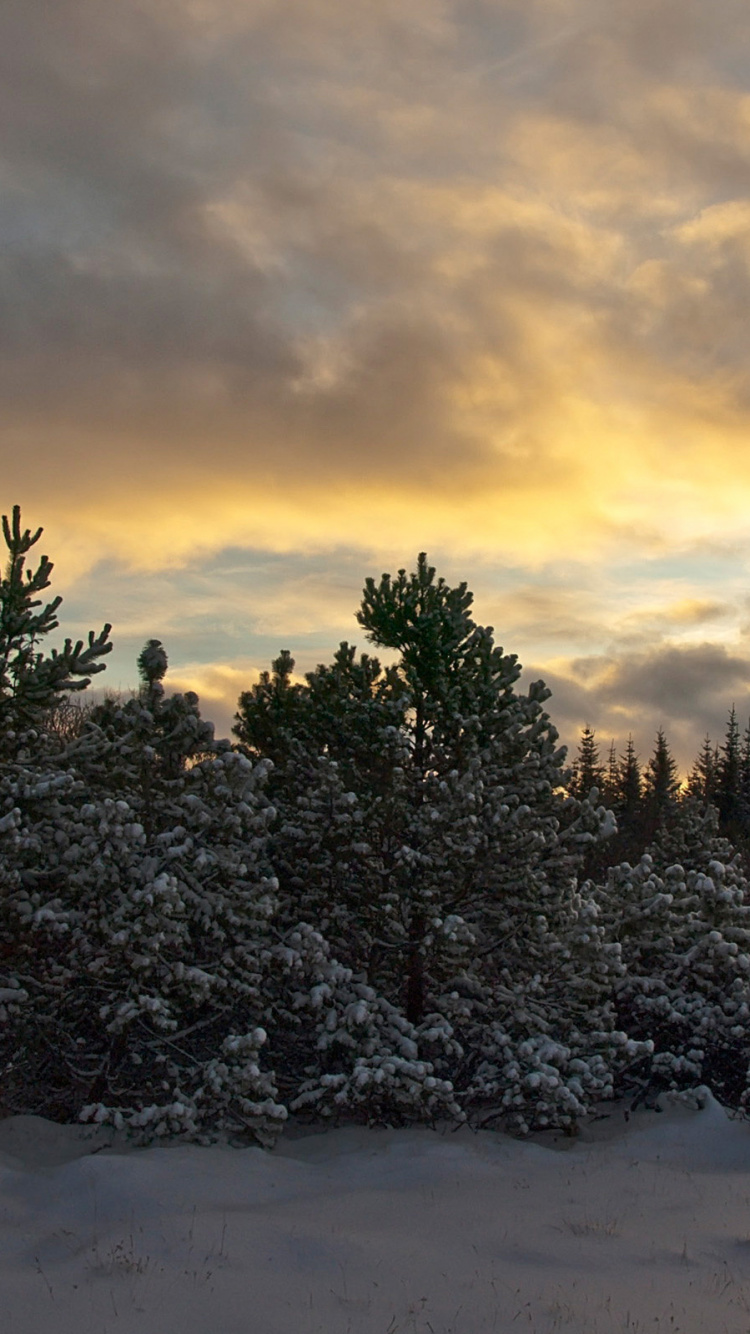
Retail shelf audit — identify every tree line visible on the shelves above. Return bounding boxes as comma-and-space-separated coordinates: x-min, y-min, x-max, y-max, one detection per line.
1, 506, 749, 1143
569, 712, 750, 875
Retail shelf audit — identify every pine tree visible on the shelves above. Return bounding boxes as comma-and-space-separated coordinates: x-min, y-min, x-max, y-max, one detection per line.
237, 554, 624, 1132
599, 850, 750, 1108
0, 505, 111, 739
0, 644, 287, 1143
645, 796, 735, 877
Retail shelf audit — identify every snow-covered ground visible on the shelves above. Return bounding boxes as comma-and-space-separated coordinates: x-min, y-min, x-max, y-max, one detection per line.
3, 1095, 750, 1334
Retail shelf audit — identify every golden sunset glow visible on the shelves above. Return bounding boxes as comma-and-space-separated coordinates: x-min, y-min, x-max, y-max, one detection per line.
5, 0, 750, 768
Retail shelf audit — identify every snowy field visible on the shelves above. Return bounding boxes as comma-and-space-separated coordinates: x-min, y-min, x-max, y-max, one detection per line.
3, 1096, 750, 1334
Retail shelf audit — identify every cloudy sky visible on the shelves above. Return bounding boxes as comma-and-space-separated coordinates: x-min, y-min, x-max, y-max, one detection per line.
4, 0, 750, 771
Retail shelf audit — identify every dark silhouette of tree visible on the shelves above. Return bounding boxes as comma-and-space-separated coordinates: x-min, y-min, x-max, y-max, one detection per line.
642, 728, 680, 839
717, 707, 744, 836
603, 740, 618, 808
569, 724, 606, 800
686, 734, 718, 807
739, 720, 750, 841
617, 736, 643, 829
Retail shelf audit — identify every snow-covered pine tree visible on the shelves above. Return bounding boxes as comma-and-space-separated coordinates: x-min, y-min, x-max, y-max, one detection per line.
236, 641, 465, 1124
357, 558, 630, 1131
0, 642, 286, 1143
0, 506, 111, 742
599, 848, 750, 1109
237, 554, 625, 1133
646, 797, 735, 877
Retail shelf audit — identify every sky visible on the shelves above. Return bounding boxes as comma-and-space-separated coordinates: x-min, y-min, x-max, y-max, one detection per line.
2, 1095, 750, 1333
4, 0, 750, 772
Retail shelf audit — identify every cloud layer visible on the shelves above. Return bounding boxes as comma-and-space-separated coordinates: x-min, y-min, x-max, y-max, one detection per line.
4, 0, 750, 769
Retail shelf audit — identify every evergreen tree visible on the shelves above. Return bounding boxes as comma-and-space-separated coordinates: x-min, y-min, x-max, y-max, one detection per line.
0, 505, 111, 739
642, 728, 680, 838
568, 725, 606, 801
741, 722, 750, 796
599, 850, 750, 1108
0, 645, 287, 1143
603, 740, 618, 809
645, 796, 735, 877
686, 735, 718, 807
237, 554, 625, 1133
617, 736, 643, 827
739, 720, 750, 840
587, 734, 643, 868
717, 707, 743, 834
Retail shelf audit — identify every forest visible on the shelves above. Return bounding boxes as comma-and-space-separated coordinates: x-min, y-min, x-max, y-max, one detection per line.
2, 504, 749, 1143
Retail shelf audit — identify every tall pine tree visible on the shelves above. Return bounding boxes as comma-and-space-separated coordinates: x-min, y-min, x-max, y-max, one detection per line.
237, 554, 625, 1133
0, 506, 111, 740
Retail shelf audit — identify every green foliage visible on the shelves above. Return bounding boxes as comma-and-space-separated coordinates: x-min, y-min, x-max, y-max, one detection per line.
9, 512, 750, 1134
0, 643, 285, 1142
237, 554, 622, 1132
0, 505, 111, 736
601, 850, 750, 1108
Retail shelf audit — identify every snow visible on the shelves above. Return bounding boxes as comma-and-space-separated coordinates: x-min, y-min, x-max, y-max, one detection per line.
3, 1096, 750, 1332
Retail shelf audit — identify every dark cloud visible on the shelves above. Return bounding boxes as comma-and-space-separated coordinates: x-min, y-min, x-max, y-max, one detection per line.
536, 642, 750, 773
595, 643, 748, 715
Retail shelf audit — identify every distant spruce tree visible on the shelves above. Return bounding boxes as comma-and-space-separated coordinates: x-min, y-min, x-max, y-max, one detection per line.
603, 740, 619, 808
642, 728, 680, 839
717, 706, 743, 834
686, 734, 719, 807
617, 736, 643, 830
591, 734, 644, 866
569, 724, 606, 801
741, 721, 750, 796
739, 721, 750, 840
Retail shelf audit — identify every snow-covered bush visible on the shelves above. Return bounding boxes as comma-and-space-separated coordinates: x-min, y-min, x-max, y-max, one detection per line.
271, 923, 462, 1125
599, 852, 750, 1108
0, 659, 286, 1144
